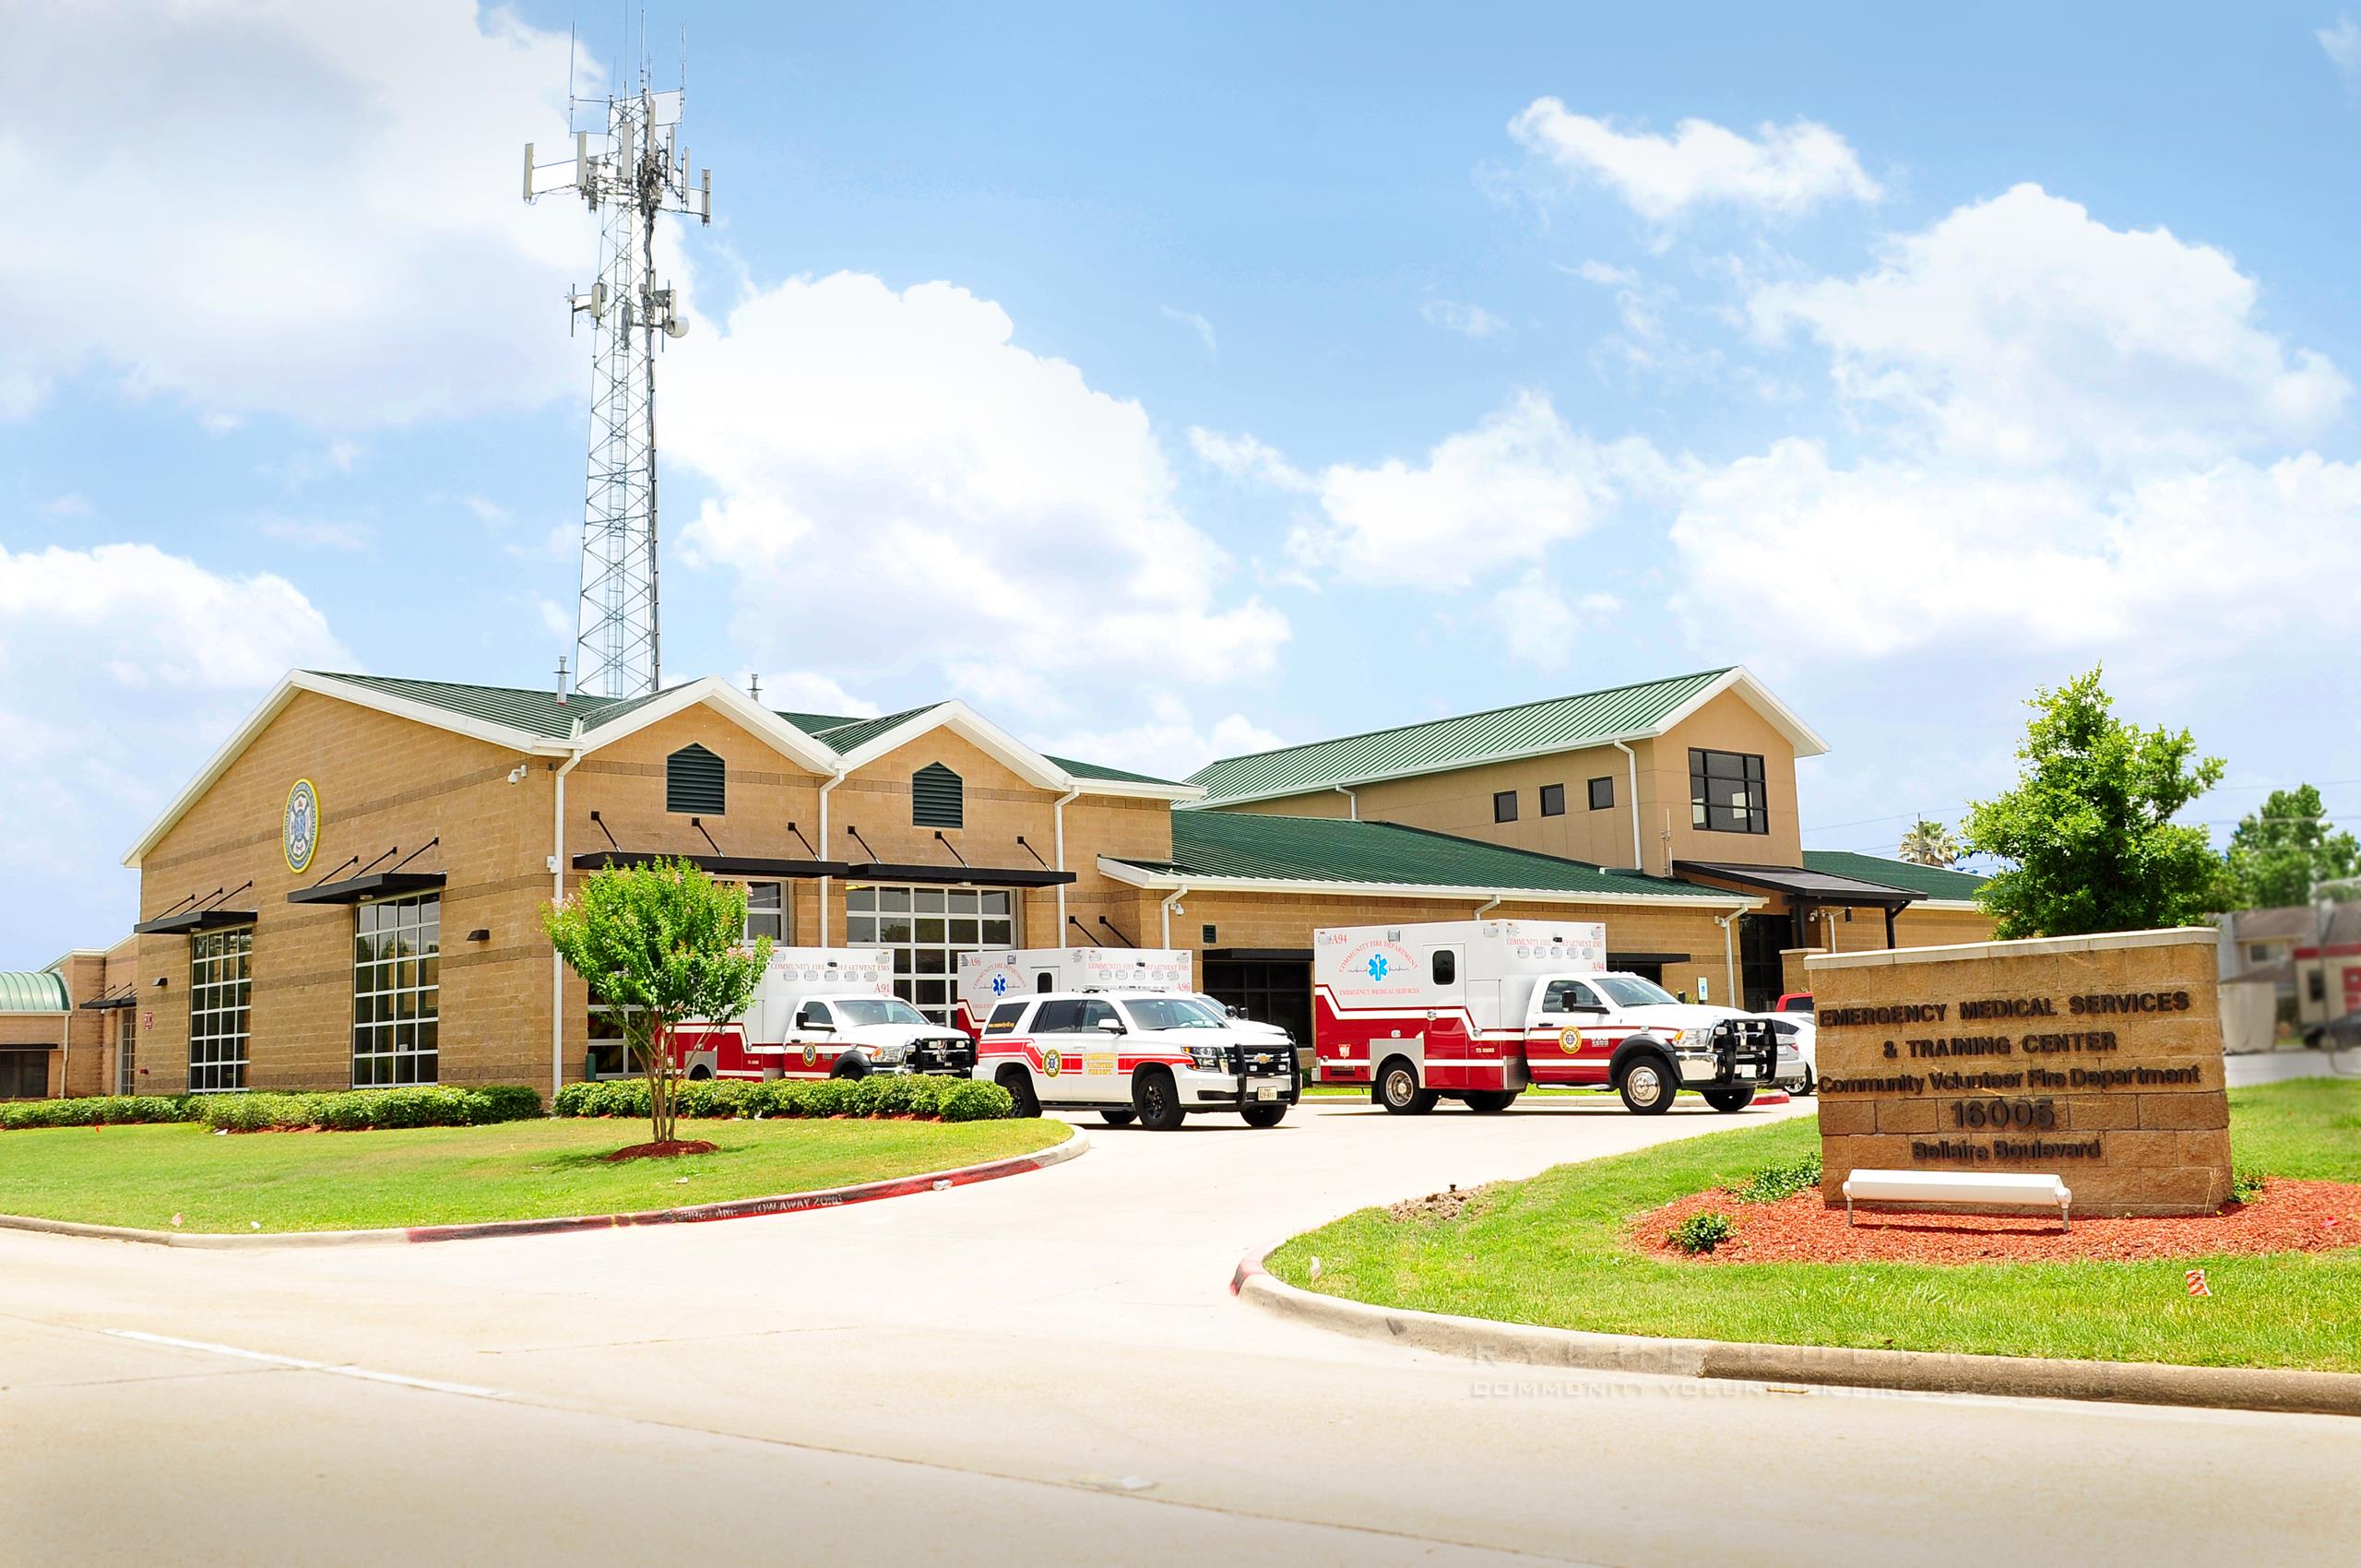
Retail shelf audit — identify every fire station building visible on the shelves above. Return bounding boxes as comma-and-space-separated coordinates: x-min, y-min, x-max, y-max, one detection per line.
4, 663, 1988, 1100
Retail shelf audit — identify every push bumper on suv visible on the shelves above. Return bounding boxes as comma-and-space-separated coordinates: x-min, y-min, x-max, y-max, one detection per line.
1180, 1042, 1301, 1109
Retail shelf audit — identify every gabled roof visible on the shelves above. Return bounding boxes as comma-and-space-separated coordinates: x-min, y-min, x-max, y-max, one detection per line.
0, 970, 69, 1014
125, 671, 1198, 865
1798, 850, 1988, 905
1186, 667, 1828, 808
1102, 812, 1753, 908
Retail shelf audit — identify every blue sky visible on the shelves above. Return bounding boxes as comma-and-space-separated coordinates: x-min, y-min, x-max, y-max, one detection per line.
5, 1, 2360, 962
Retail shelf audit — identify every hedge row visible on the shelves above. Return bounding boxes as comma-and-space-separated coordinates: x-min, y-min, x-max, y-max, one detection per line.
195, 1084, 544, 1132
552, 1075, 1014, 1123
0, 1094, 196, 1131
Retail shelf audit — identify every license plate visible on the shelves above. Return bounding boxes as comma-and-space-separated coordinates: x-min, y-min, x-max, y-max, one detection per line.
1255, 1084, 1281, 1100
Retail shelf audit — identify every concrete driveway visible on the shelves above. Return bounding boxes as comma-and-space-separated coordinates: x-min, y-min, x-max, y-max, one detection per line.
2, 1088, 2355, 1567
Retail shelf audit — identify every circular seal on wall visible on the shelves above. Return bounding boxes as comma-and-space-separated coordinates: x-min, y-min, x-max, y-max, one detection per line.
282, 778, 320, 873
1042, 1048, 1063, 1077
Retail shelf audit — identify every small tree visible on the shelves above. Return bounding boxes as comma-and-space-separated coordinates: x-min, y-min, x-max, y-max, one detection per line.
1964, 667, 2231, 939
2224, 784, 2359, 909
1897, 817, 1960, 868
542, 859, 770, 1146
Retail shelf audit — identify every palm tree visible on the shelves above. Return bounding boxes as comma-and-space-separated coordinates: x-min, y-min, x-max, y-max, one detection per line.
1898, 817, 1960, 867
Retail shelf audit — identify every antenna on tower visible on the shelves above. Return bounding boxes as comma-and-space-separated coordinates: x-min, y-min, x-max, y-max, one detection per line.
523, 20, 714, 700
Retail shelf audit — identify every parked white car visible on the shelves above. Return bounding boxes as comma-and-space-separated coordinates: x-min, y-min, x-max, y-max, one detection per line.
1764, 1014, 1817, 1095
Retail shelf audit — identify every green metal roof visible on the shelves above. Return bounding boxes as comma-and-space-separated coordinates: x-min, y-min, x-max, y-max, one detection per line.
0, 970, 69, 1013
305, 675, 1182, 787
1187, 668, 1736, 806
1118, 812, 1739, 900
1800, 850, 1988, 902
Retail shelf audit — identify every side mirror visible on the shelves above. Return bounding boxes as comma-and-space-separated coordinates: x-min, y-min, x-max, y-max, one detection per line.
1097, 1017, 1125, 1034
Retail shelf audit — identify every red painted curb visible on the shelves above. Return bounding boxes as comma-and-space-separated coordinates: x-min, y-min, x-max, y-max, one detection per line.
401, 1130, 1083, 1243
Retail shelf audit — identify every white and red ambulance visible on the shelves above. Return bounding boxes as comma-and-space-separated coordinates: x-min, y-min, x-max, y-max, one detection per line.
954, 947, 1193, 1035
969, 989, 1298, 1130
1313, 919, 1797, 1114
668, 947, 977, 1081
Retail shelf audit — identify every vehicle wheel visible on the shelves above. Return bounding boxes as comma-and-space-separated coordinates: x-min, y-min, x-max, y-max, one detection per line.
685, 1063, 714, 1082
1099, 1109, 1136, 1128
1377, 1057, 1440, 1115
1133, 1068, 1186, 1131
1615, 1054, 1679, 1114
1796, 1065, 1816, 1098
830, 1055, 870, 1080
1241, 1102, 1288, 1129
1464, 1090, 1519, 1113
996, 1066, 1040, 1118
1703, 1085, 1758, 1113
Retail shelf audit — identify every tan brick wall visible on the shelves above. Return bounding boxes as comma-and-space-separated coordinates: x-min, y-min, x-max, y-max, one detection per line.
1809, 928, 2230, 1217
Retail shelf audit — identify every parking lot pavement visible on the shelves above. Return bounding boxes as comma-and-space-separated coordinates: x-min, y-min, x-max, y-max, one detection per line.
5, 1092, 2358, 1567
2225, 1048, 2357, 1087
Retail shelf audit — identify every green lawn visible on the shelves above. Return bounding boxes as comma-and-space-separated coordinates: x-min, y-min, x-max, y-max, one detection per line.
1268, 1077, 2361, 1372
0, 1117, 1070, 1234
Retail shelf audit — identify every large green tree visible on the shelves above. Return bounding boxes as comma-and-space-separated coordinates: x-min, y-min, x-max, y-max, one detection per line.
1964, 668, 2230, 939
542, 859, 771, 1146
2225, 784, 2360, 909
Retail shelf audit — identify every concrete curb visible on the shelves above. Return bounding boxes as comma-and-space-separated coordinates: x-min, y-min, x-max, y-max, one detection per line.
1229, 1242, 2361, 1419
0, 1124, 1086, 1250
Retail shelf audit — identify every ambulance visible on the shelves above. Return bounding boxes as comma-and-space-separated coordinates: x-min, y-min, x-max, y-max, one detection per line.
668, 947, 977, 1081
1313, 920, 1797, 1114
955, 946, 1299, 1071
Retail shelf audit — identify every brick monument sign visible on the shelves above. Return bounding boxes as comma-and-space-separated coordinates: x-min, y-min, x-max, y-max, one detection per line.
1808, 928, 2230, 1218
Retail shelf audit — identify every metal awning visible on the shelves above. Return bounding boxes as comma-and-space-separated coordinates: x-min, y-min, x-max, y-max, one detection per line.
1673, 862, 1922, 908
286, 870, 449, 906
570, 851, 852, 878
845, 862, 1076, 889
1608, 951, 1693, 967
1202, 947, 1313, 963
77, 993, 138, 1012
132, 908, 257, 936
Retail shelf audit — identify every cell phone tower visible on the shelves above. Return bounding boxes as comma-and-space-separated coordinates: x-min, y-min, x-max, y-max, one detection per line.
523, 33, 712, 699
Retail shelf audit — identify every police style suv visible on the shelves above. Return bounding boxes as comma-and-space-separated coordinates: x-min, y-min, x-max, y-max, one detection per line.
971, 990, 1299, 1130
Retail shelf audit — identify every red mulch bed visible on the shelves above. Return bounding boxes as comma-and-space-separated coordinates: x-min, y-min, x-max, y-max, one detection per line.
1636, 1179, 2361, 1265
603, 1139, 719, 1163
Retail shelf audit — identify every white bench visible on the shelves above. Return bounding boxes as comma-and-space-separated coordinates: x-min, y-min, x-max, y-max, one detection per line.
1842, 1169, 2072, 1232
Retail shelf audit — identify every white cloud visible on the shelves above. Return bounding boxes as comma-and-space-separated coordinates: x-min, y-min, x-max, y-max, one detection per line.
666, 271, 1288, 725
462, 495, 511, 524
2322, 17, 2361, 83
1510, 101, 1882, 222
1188, 426, 1313, 491
0, 542, 348, 954
39, 493, 91, 518
256, 517, 374, 551
0, 1, 589, 427
1572, 260, 1638, 287
1489, 572, 1620, 667
1750, 184, 2349, 469
1036, 697, 1285, 784
1161, 305, 1219, 361
1421, 299, 1508, 339
752, 671, 881, 719
1288, 391, 1657, 590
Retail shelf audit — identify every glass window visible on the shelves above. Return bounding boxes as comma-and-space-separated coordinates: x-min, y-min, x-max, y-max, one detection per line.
1075, 999, 1121, 1032
1033, 1000, 1084, 1034
1689, 748, 1768, 835
188, 926, 253, 1092
1493, 790, 1517, 824
986, 1001, 1026, 1033
1594, 974, 1680, 1008
116, 1012, 138, 1096
1588, 776, 1615, 811
796, 1001, 834, 1029
743, 881, 785, 942
1539, 783, 1565, 817
833, 998, 930, 1028
1541, 979, 1602, 1013
1121, 997, 1225, 1031
845, 882, 1022, 1024
0, 1051, 48, 1099
1431, 949, 1458, 986
353, 894, 440, 1087
586, 1004, 644, 1079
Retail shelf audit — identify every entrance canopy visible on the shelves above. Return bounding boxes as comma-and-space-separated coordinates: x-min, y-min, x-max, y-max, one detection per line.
1675, 860, 1923, 950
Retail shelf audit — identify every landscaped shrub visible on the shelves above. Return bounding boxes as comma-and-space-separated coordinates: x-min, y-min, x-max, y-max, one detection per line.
190, 1084, 544, 1133
552, 1075, 1013, 1123
0, 1094, 196, 1131
1668, 1210, 1737, 1255
1732, 1151, 1823, 1205
2232, 1166, 2267, 1205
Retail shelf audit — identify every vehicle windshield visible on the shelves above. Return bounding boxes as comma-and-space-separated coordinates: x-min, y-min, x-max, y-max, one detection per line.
1594, 975, 1680, 1008
1121, 997, 1228, 1031
832, 998, 930, 1028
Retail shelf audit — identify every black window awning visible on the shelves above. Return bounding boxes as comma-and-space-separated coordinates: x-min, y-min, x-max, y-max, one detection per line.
78, 993, 137, 1011
286, 870, 449, 906
132, 908, 257, 936
1608, 950, 1693, 967
845, 862, 1076, 889
571, 850, 852, 879
1673, 861, 1922, 908
1203, 947, 1313, 964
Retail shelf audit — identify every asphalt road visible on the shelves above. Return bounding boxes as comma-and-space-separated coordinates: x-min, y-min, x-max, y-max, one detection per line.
3, 1078, 2355, 1567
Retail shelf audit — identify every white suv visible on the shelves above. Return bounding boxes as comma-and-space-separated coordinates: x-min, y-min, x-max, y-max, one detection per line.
972, 991, 1299, 1130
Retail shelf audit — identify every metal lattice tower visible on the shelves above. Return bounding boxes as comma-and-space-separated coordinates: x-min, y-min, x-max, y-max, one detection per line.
525, 65, 712, 699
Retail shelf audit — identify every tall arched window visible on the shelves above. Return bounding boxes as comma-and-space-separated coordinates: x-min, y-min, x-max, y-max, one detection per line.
911, 763, 964, 828
667, 743, 725, 814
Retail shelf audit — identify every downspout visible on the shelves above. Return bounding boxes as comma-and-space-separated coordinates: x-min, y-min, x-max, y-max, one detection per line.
1473, 893, 1503, 920
1333, 784, 1358, 820
1609, 741, 1642, 871
1714, 909, 1739, 1010
817, 766, 848, 944
549, 723, 585, 1104
57, 1008, 69, 1099
1159, 885, 1189, 948
1051, 783, 1083, 937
